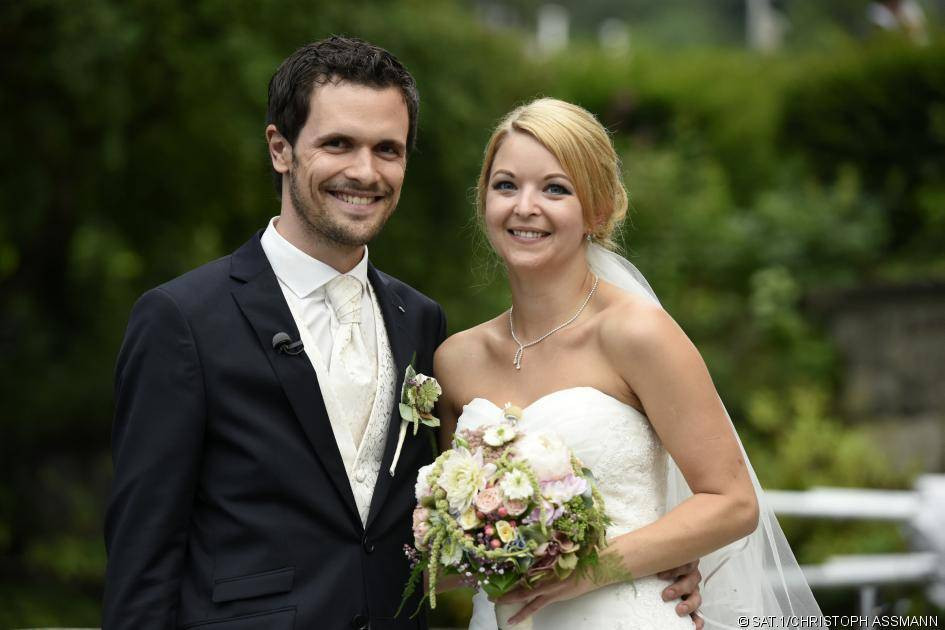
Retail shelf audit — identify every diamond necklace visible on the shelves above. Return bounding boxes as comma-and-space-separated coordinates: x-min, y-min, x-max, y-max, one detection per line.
508, 273, 600, 370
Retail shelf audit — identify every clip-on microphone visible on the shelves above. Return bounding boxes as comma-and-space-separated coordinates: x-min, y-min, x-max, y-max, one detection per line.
272, 332, 304, 355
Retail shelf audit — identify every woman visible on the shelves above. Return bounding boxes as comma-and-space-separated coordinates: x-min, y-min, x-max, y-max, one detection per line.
434, 99, 821, 629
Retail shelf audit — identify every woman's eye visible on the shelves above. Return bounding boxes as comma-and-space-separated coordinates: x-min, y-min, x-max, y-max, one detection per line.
546, 183, 571, 195
493, 180, 516, 191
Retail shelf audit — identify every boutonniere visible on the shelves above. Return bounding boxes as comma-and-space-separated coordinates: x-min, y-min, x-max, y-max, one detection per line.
389, 363, 441, 476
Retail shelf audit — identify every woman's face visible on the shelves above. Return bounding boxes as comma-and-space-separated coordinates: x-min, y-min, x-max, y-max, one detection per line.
484, 131, 586, 272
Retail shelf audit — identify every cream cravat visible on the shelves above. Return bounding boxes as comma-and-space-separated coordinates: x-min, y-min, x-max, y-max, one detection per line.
325, 274, 376, 446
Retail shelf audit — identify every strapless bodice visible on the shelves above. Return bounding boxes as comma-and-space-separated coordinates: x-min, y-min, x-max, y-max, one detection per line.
457, 386, 669, 537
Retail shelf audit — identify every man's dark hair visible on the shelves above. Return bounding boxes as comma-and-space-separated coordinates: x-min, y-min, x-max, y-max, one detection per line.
266, 36, 420, 196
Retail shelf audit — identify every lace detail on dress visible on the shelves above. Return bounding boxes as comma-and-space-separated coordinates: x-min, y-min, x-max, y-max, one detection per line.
458, 387, 693, 630
591, 403, 668, 538
349, 282, 396, 525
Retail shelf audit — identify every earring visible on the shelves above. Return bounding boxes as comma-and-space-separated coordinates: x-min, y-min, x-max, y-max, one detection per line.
585, 233, 592, 242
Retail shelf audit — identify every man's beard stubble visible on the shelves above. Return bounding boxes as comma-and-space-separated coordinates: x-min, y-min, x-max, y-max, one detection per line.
287, 166, 394, 248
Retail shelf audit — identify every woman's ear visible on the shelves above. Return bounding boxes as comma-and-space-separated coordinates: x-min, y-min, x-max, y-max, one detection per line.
586, 212, 606, 238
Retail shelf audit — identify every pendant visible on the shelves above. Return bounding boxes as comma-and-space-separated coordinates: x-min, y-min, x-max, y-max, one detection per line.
513, 345, 524, 370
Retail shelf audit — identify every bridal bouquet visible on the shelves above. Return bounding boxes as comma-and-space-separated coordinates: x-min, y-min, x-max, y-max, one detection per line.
399, 404, 612, 626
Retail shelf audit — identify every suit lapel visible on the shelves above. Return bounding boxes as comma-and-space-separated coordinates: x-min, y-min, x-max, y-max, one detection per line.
365, 265, 416, 530
229, 233, 361, 530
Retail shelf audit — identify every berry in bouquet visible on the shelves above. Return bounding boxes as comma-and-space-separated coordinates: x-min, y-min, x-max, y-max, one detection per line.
400, 404, 615, 628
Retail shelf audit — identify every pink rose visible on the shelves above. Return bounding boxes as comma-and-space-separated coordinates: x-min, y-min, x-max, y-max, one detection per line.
413, 521, 430, 548
474, 486, 503, 514
412, 507, 430, 528
504, 499, 528, 517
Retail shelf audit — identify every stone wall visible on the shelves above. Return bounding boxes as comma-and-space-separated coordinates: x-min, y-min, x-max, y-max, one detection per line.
810, 282, 945, 472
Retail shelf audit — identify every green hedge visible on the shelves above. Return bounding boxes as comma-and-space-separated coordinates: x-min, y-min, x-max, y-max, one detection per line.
780, 40, 945, 263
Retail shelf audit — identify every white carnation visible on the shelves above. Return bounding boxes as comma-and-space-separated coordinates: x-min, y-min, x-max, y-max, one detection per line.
499, 469, 534, 501
438, 448, 489, 514
514, 432, 573, 482
415, 463, 434, 501
484, 423, 517, 447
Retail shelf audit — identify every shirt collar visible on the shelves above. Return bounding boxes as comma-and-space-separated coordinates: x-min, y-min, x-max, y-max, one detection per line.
260, 216, 370, 298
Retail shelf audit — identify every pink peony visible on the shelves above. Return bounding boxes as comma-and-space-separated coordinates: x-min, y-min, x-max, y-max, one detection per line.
525, 499, 565, 526
541, 474, 588, 504
513, 432, 573, 481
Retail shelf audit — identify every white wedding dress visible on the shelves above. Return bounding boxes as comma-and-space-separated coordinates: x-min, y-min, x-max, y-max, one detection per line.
458, 386, 695, 630
454, 244, 822, 629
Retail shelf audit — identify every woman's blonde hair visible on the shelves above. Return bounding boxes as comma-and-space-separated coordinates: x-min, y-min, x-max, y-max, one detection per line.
475, 98, 628, 250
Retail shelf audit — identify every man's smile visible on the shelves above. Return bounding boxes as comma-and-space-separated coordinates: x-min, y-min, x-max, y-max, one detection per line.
326, 188, 387, 209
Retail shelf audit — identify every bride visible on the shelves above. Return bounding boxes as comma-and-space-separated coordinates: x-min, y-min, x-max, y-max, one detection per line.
433, 98, 822, 629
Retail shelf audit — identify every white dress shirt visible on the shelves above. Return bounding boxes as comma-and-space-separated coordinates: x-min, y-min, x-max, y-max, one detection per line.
259, 217, 377, 367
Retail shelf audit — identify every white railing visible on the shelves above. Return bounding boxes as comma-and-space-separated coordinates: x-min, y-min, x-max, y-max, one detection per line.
767, 474, 945, 617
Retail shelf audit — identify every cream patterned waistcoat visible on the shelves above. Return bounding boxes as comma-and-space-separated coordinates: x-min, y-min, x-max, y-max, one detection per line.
344, 283, 396, 525
285, 281, 396, 526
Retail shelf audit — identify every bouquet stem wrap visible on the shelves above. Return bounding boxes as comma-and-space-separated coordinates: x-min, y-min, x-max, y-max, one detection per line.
495, 601, 533, 630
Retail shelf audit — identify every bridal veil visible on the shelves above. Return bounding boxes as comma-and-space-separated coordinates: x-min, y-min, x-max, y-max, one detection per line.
587, 243, 824, 630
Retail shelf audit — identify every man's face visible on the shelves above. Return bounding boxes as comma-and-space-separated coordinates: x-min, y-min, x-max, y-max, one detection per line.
285, 81, 409, 247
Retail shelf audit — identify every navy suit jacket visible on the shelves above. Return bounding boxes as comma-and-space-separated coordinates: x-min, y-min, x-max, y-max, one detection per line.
103, 232, 446, 630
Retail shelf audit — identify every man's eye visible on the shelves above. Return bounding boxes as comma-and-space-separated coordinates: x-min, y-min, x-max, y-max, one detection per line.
493, 181, 516, 191
378, 144, 399, 156
324, 138, 348, 148
546, 183, 571, 195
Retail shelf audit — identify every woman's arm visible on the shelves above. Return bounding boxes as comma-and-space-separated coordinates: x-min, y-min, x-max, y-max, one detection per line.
601, 301, 759, 579
500, 299, 754, 625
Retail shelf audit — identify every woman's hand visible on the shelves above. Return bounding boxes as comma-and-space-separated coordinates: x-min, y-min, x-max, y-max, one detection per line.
495, 559, 705, 628
494, 572, 600, 625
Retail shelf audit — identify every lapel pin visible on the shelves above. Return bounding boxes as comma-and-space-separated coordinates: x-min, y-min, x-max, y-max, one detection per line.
397, 305, 406, 313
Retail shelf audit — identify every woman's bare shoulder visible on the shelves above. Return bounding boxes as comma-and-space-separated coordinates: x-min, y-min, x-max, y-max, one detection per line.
595, 282, 686, 360
435, 314, 506, 375
435, 314, 507, 414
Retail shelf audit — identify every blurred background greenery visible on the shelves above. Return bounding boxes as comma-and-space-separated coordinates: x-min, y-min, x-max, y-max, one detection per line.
2, 0, 944, 626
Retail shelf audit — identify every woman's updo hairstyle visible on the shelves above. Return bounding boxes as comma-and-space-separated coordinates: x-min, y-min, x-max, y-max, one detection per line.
476, 98, 628, 250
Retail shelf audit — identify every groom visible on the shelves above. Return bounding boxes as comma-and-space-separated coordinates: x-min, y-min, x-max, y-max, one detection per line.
103, 36, 703, 629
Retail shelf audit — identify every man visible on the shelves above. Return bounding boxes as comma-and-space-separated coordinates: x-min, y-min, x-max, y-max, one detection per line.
103, 36, 703, 629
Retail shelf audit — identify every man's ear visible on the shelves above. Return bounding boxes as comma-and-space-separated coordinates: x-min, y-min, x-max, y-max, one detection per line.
265, 125, 291, 174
